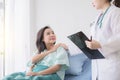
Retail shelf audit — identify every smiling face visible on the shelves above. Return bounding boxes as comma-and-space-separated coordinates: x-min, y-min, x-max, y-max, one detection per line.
43, 28, 56, 45
92, 0, 109, 10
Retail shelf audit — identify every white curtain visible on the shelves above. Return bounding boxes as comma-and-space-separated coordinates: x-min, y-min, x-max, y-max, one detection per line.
0, 0, 4, 77
5, 0, 31, 75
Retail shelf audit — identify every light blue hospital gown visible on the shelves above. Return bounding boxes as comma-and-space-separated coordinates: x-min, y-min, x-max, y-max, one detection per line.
3, 47, 69, 80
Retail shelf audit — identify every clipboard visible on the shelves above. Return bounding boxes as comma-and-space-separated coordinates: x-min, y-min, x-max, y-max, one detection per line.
67, 31, 105, 59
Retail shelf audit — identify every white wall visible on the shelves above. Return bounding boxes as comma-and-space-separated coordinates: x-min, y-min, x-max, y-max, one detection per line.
34, 0, 98, 42
30, 0, 37, 54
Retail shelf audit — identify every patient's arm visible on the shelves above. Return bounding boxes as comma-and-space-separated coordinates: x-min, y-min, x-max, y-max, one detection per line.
26, 64, 61, 76
32, 43, 65, 63
38, 64, 61, 75
32, 51, 51, 63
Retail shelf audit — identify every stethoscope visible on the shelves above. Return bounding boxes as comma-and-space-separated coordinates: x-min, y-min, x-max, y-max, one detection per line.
90, 6, 111, 29
96, 6, 111, 28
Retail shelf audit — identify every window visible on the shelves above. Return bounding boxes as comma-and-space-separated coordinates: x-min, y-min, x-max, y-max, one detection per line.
0, 0, 5, 78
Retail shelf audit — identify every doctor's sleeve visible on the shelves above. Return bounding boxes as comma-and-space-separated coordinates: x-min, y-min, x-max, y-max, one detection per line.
100, 9, 120, 56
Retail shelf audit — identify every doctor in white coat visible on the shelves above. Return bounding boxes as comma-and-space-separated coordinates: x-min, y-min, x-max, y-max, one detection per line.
85, 0, 120, 80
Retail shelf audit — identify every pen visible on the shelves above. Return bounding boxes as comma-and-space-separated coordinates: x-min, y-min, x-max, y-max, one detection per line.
90, 36, 92, 41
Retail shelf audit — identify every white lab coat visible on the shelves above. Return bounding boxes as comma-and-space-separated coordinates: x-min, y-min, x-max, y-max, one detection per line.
91, 5, 120, 80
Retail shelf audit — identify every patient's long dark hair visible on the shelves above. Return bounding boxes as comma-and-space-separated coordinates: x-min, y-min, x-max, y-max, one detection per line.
36, 26, 50, 53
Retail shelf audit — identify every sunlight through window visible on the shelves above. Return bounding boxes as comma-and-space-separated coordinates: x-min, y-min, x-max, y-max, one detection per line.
0, 0, 4, 78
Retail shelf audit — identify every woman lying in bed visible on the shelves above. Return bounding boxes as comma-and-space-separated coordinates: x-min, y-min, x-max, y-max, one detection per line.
3, 26, 69, 80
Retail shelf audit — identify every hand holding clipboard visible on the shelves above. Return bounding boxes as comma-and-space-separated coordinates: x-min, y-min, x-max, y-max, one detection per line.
85, 36, 102, 50
68, 31, 105, 59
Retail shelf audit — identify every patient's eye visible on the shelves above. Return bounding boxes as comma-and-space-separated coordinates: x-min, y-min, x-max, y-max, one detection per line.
46, 32, 50, 35
52, 31, 54, 34
44, 29, 55, 36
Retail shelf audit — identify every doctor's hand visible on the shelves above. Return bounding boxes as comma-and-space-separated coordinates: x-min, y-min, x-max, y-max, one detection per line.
85, 40, 101, 50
